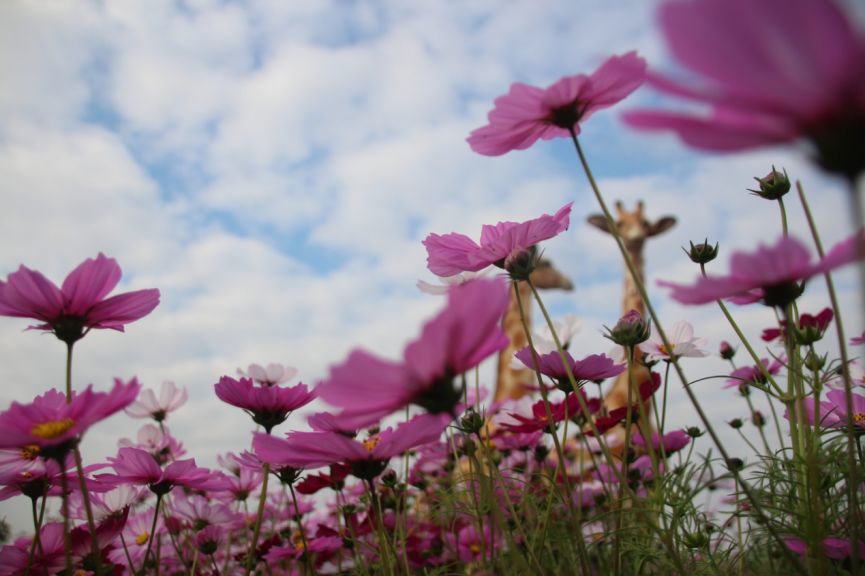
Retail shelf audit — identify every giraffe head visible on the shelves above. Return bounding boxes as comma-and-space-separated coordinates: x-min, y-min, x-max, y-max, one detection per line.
586, 201, 676, 254
529, 258, 574, 291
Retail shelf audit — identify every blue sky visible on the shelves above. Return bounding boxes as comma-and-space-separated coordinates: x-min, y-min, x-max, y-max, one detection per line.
0, 0, 861, 533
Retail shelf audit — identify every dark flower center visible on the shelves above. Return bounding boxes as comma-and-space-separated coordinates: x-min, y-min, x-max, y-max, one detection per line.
760, 281, 804, 309
414, 369, 462, 415
349, 459, 388, 481
52, 315, 87, 345
251, 410, 289, 434
549, 103, 583, 129
810, 109, 865, 182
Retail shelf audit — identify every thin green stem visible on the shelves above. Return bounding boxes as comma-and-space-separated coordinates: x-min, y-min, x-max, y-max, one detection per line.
245, 462, 270, 576
65, 342, 74, 403
141, 493, 163, 574
288, 481, 313, 576
73, 448, 104, 575
570, 130, 806, 575
799, 180, 861, 573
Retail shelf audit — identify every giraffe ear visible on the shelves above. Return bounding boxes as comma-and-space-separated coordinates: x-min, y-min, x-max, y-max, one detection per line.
587, 214, 611, 233
648, 216, 677, 237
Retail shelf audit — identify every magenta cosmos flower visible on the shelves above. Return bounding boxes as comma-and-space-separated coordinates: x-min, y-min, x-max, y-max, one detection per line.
100, 446, 229, 496
514, 347, 625, 391
214, 376, 315, 434
316, 277, 509, 429
253, 412, 449, 481
0, 378, 140, 458
623, 0, 865, 180
467, 51, 646, 156
659, 232, 865, 308
423, 202, 572, 278
0, 253, 159, 345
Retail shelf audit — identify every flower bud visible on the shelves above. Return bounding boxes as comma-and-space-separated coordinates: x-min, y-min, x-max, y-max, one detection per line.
684, 239, 719, 265
804, 350, 827, 372
719, 341, 736, 360
751, 411, 766, 427
685, 426, 704, 438
458, 409, 486, 435
728, 418, 743, 429
794, 308, 833, 345
748, 167, 790, 200
500, 246, 539, 281
725, 457, 744, 472
604, 309, 651, 347
683, 532, 708, 549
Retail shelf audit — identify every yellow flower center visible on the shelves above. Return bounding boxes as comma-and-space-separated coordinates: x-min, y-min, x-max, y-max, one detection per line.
31, 418, 75, 439
469, 543, 481, 555
362, 436, 381, 453
658, 344, 672, 356
135, 531, 149, 546
20, 444, 40, 460
854, 413, 865, 424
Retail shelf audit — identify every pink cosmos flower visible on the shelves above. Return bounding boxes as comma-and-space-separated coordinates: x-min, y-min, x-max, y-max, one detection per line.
514, 348, 625, 387
237, 362, 299, 387
622, 0, 865, 180
423, 203, 572, 277
100, 446, 229, 495
762, 308, 834, 344
0, 378, 140, 457
316, 277, 509, 429
445, 523, 501, 563
632, 429, 691, 454
725, 358, 783, 389
0, 522, 67, 576
125, 380, 188, 422
467, 52, 646, 156
253, 413, 449, 481
502, 393, 601, 434
643, 321, 708, 361
850, 331, 865, 346
820, 389, 865, 429
784, 535, 865, 561
659, 232, 865, 307
214, 376, 315, 433
118, 423, 186, 464
0, 253, 160, 344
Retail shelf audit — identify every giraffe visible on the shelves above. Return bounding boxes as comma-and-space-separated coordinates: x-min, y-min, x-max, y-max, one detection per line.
587, 200, 676, 428
494, 258, 574, 403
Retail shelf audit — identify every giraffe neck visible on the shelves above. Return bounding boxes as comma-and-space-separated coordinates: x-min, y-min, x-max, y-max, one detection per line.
494, 280, 534, 402
605, 248, 649, 412
622, 250, 645, 316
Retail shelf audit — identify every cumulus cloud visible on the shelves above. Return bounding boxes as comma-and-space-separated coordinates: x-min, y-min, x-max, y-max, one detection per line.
0, 0, 860, 535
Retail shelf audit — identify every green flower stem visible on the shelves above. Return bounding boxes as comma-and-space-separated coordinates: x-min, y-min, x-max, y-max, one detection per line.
65, 342, 74, 403
526, 278, 687, 573
474, 431, 546, 573
288, 480, 313, 576
245, 462, 270, 576
613, 345, 636, 576
25, 492, 48, 576
141, 493, 163, 575
778, 197, 789, 237
73, 448, 104, 575
365, 479, 396, 576
569, 129, 806, 575
798, 180, 861, 573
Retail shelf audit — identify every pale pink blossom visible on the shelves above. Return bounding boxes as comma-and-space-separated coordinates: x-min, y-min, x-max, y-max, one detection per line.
237, 363, 298, 387
644, 320, 708, 361
125, 380, 188, 422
